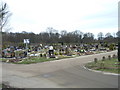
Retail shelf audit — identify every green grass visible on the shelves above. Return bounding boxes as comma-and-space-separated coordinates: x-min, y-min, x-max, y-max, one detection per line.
85, 58, 120, 74
0, 55, 74, 64
96, 68, 119, 74
14, 57, 55, 64
0, 84, 2, 88
14, 55, 74, 64
0, 58, 7, 62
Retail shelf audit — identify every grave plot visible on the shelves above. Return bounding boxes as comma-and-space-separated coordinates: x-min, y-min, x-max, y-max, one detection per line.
0, 43, 116, 64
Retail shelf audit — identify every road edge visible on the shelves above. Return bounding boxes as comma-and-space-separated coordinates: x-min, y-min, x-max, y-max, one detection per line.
83, 65, 120, 76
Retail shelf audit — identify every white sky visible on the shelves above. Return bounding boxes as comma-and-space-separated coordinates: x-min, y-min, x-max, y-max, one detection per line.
3, 0, 119, 37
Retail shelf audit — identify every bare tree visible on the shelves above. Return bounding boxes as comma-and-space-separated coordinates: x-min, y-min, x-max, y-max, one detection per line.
105, 32, 112, 38
0, 2, 12, 32
97, 32, 104, 40
82, 32, 94, 43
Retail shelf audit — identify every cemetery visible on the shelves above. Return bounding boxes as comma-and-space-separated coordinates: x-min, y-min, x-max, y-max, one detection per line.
0, 1, 119, 88
0, 42, 117, 64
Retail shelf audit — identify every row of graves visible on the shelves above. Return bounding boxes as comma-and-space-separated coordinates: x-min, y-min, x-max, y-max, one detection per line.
1, 46, 27, 58
26, 43, 113, 58
0, 43, 116, 63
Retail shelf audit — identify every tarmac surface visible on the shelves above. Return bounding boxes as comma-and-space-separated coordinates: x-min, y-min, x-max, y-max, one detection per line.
1, 50, 119, 88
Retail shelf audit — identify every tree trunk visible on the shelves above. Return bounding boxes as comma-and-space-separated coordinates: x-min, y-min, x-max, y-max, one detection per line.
118, 41, 120, 62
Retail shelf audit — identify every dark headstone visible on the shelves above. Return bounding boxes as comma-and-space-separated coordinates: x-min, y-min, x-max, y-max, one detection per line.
40, 54, 43, 57
49, 50, 54, 56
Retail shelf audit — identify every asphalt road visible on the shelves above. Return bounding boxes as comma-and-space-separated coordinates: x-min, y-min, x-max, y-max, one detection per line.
1, 50, 119, 88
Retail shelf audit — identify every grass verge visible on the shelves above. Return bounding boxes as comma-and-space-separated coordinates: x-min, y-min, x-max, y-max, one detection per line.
0, 55, 74, 64
85, 58, 120, 74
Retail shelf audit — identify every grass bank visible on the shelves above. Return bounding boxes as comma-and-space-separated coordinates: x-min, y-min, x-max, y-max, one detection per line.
0, 55, 74, 64
85, 58, 120, 74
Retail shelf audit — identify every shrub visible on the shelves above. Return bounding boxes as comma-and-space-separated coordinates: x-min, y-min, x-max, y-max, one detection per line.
43, 54, 47, 57
112, 54, 116, 58
102, 56, 105, 61
59, 52, 63, 55
54, 52, 59, 55
109, 44, 115, 50
108, 55, 111, 60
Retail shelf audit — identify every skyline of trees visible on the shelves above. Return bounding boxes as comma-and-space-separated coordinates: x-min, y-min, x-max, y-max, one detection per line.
1, 28, 119, 46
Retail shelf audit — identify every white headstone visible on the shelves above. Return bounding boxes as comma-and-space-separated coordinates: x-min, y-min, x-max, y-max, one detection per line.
49, 46, 53, 50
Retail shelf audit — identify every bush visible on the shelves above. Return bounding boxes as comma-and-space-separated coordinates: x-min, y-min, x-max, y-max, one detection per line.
54, 52, 59, 55
43, 54, 47, 57
109, 44, 115, 50
108, 55, 111, 60
112, 54, 116, 58
102, 56, 105, 61
59, 52, 63, 55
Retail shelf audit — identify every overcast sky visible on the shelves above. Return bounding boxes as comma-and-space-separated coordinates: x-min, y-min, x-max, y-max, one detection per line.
3, 0, 119, 37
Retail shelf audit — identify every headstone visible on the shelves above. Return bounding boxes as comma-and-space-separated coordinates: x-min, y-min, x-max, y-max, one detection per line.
24, 51, 27, 57
48, 46, 55, 58
40, 54, 43, 57
65, 47, 72, 56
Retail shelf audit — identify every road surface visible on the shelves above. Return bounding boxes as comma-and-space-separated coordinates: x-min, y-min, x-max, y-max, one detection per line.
1, 50, 119, 88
